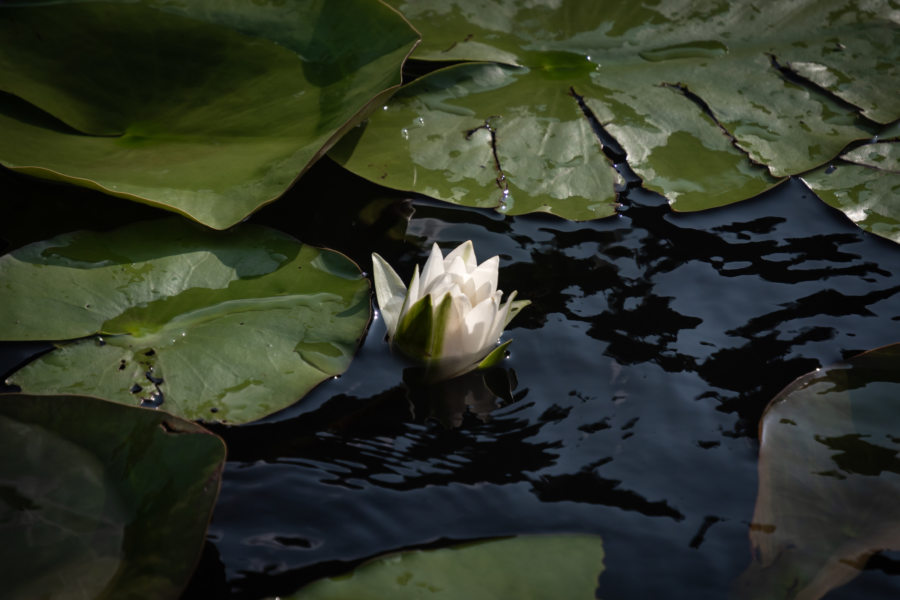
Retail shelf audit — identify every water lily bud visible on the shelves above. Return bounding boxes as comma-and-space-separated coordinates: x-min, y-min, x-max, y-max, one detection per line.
372, 241, 529, 381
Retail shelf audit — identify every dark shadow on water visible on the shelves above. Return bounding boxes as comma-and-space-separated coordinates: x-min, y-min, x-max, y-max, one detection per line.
531, 466, 686, 521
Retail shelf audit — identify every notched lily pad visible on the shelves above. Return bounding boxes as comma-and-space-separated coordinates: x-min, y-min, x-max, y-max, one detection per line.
334, 0, 896, 218
735, 343, 900, 600
0, 393, 225, 600
332, 63, 624, 220
0, 0, 419, 229
0, 218, 371, 424
803, 141, 900, 243
283, 534, 605, 599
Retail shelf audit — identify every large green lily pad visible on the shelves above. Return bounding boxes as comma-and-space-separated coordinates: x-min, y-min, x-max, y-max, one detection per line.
285, 534, 605, 599
0, 0, 418, 229
734, 344, 900, 600
803, 142, 900, 243
0, 393, 225, 600
332, 62, 626, 219
0, 219, 371, 424
332, 0, 897, 218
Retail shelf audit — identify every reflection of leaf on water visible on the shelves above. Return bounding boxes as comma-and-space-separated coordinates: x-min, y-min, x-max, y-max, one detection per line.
734, 343, 900, 600
282, 534, 605, 599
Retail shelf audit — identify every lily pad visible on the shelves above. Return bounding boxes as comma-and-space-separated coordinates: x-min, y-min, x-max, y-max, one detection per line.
734, 343, 900, 600
803, 142, 900, 243
0, 0, 418, 229
332, 0, 897, 217
0, 393, 225, 600
332, 63, 625, 219
0, 219, 371, 424
284, 534, 605, 599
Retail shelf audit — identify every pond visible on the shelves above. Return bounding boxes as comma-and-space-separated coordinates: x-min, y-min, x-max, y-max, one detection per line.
1, 2, 898, 597
62, 157, 892, 598
1, 154, 899, 598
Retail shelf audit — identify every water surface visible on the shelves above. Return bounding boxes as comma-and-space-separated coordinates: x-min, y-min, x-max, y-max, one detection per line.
189, 169, 900, 598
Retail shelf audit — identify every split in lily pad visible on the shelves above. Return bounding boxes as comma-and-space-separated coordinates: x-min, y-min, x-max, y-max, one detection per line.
0, 393, 225, 600
284, 534, 605, 599
734, 343, 900, 600
803, 141, 900, 244
0, 218, 371, 424
0, 0, 419, 229
333, 0, 897, 218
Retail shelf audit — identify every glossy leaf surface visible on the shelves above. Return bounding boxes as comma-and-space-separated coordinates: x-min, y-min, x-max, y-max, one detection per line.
0, 0, 418, 229
288, 534, 605, 599
334, 0, 897, 218
0, 219, 370, 424
803, 142, 900, 243
332, 63, 625, 219
0, 393, 225, 600
735, 344, 900, 600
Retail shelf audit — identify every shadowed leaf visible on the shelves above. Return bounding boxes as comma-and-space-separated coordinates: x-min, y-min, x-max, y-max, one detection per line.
0, 0, 418, 229
0, 393, 225, 600
284, 534, 605, 599
735, 343, 900, 600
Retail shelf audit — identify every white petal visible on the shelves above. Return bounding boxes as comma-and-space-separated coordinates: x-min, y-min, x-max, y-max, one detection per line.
445, 268, 477, 303
470, 256, 498, 302
408, 265, 422, 302
425, 276, 457, 300
446, 255, 469, 279
420, 243, 446, 291
449, 286, 473, 322
439, 289, 470, 357
371, 253, 407, 337
489, 290, 516, 342
444, 240, 476, 271
458, 276, 477, 303
462, 296, 499, 357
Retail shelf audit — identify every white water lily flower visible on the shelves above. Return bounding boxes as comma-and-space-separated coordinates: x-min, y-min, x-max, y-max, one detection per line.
372, 241, 529, 380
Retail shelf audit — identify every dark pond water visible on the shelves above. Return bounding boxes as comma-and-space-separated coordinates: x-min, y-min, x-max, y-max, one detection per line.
2, 158, 900, 599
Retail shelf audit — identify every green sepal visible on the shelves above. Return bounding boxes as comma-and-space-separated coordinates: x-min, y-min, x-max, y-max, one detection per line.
428, 293, 454, 360
393, 293, 455, 363
478, 339, 513, 370
506, 299, 531, 327
393, 295, 433, 360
